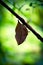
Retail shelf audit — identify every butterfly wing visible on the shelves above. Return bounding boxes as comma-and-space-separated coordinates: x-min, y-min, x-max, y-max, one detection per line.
15, 21, 28, 45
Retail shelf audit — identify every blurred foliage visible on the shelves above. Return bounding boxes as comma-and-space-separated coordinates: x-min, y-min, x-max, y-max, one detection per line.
0, 0, 43, 65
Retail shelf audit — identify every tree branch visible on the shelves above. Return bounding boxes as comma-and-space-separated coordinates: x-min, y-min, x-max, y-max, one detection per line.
0, 0, 43, 42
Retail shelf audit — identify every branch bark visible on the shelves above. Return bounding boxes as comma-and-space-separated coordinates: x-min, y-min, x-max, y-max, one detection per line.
0, 0, 43, 42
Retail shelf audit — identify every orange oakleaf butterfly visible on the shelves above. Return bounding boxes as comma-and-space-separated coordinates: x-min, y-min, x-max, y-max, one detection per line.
15, 20, 28, 45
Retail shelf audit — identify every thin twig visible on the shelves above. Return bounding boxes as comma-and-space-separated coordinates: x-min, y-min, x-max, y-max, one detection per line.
0, 0, 43, 42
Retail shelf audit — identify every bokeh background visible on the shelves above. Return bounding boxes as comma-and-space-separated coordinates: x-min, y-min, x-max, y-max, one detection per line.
0, 0, 43, 65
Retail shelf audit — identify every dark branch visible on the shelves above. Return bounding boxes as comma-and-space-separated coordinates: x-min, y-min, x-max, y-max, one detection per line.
0, 0, 43, 42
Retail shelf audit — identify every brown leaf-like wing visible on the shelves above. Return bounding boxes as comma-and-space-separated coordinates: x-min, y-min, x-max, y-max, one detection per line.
15, 21, 28, 45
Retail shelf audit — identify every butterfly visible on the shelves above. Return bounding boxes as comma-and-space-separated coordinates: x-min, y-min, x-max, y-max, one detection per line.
15, 20, 28, 45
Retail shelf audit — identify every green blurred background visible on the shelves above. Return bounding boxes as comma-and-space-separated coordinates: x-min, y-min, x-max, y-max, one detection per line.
0, 0, 43, 65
